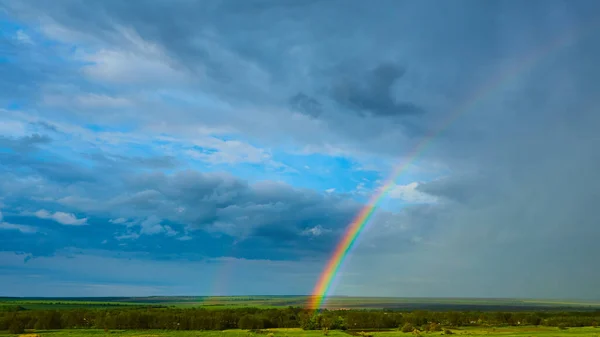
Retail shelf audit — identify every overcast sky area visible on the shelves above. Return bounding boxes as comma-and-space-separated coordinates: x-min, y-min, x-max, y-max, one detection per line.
1, 0, 600, 299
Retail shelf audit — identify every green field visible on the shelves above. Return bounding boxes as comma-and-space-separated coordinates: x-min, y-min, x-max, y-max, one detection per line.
1, 327, 599, 337
3, 297, 600, 311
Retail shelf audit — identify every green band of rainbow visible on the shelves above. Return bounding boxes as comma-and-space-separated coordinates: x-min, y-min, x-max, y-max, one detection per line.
308, 25, 587, 311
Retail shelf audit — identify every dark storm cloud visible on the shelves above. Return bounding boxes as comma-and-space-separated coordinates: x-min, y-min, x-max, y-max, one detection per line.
115, 170, 359, 242
0, 151, 375, 260
332, 63, 424, 117
289, 93, 322, 118
341, 22, 600, 297
29, 121, 60, 133
4, 0, 425, 122
0, 134, 95, 183
0, 133, 179, 184
0, 133, 51, 152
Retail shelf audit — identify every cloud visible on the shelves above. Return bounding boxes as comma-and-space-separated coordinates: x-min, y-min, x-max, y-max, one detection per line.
2, 0, 600, 298
115, 232, 140, 241
1, 155, 393, 260
331, 62, 424, 118
135, 215, 178, 236
15, 29, 33, 45
389, 182, 438, 204
34, 209, 88, 225
289, 93, 323, 118
0, 133, 52, 152
0, 250, 322, 296
183, 137, 284, 167
43, 92, 132, 109
80, 46, 186, 85
0, 222, 38, 234
301, 225, 331, 237
0, 0, 436, 160
0, 210, 38, 234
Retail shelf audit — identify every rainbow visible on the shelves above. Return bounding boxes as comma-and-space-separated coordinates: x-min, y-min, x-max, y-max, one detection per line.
308, 27, 588, 310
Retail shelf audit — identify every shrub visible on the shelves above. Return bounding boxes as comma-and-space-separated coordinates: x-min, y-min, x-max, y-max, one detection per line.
401, 323, 415, 332
443, 329, 454, 335
557, 323, 568, 330
427, 323, 442, 332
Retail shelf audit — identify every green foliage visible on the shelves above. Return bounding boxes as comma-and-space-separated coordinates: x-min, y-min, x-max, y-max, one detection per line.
0, 305, 599, 332
331, 316, 347, 330
239, 314, 266, 330
8, 319, 25, 334
401, 323, 415, 332
558, 323, 568, 330
426, 322, 442, 332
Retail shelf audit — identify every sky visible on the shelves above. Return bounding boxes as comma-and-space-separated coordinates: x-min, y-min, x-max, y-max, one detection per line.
1, 0, 599, 299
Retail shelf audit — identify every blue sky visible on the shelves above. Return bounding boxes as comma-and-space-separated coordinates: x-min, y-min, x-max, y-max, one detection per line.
1, 0, 600, 299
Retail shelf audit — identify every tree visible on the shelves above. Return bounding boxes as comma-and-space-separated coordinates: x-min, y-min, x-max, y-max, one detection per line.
9, 320, 25, 334
427, 322, 442, 332
331, 316, 347, 330
401, 323, 415, 332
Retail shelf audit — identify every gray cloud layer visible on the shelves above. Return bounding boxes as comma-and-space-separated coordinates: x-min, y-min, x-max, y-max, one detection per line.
2, 0, 600, 298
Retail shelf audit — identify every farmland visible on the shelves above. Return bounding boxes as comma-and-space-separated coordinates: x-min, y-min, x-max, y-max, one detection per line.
2, 297, 600, 311
2, 297, 600, 337
1, 327, 600, 337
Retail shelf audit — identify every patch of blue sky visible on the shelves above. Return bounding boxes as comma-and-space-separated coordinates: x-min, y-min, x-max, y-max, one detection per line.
82, 124, 138, 134
268, 152, 383, 193
0, 17, 24, 34
5, 102, 22, 110
0, 18, 41, 44
2, 30, 73, 68
184, 159, 281, 183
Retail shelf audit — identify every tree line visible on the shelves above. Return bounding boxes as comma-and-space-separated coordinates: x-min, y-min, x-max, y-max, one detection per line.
1, 306, 599, 333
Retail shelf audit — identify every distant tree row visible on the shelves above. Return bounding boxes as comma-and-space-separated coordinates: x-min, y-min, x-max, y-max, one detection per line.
1, 307, 599, 333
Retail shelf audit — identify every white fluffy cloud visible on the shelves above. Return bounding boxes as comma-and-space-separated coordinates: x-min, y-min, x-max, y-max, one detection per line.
388, 182, 438, 203
34, 209, 88, 225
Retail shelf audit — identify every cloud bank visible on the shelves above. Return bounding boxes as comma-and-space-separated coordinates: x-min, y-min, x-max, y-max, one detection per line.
1, 0, 599, 298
